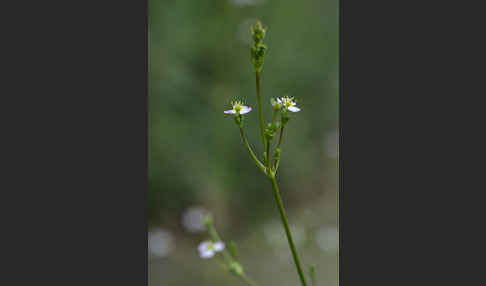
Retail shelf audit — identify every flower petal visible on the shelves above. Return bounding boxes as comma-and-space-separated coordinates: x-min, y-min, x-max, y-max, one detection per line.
288, 106, 300, 112
224, 110, 236, 114
240, 106, 252, 114
198, 241, 210, 252
213, 241, 225, 251
200, 249, 215, 259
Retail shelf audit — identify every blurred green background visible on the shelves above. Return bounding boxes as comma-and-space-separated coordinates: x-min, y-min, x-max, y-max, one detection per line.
148, 0, 338, 285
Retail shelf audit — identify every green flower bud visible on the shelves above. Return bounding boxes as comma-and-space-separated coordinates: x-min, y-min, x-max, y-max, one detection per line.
234, 114, 244, 127
229, 261, 244, 276
271, 98, 282, 110
250, 21, 268, 72
274, 147, 281, 160
264, 122, 281, 140
251, 21, 266, 44
202, 214, 213, 227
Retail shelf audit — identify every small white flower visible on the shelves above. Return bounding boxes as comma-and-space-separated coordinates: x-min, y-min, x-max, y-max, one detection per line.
198, 240, 225, 259
224, 101, 252, 115
277, 97, 301, 112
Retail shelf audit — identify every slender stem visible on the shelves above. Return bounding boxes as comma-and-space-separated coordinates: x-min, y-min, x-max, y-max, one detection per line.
255, 72, 266, 153
277, 125, 285, 147
239, 127, 266, 174
267, 109, 278, 167
207, 224, 233, 264
266, 138, 271, 170
272, 109, 278, 123
273, 125, 285, 170
269, 176, 307, 286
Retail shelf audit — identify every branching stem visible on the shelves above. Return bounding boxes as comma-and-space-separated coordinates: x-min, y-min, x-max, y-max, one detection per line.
238, 127, 266, 174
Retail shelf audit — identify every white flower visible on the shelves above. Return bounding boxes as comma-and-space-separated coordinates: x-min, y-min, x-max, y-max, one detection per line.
224, 101, 252, 115
198, 240, 225, 259
277, 97, 300, 112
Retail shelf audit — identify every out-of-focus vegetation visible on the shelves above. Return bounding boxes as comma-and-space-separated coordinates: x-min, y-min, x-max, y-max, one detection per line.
148, 0, 338, 285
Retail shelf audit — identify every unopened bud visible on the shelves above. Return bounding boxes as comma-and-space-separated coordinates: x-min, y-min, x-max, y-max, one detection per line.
202, 214, 213, 227
229, 262, 244, 276
250, 21, 268, 72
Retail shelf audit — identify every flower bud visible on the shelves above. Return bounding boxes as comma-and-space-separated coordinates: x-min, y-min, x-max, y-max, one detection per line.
251, 20, 266, 44
229, 261, 244, 276
271, 98, 282, 110
202, 214, 213, 227
250, 21, 268, 72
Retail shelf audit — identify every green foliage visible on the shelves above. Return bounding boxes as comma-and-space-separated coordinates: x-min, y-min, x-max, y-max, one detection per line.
149, 1, 339, 285
148, 0, 339, 232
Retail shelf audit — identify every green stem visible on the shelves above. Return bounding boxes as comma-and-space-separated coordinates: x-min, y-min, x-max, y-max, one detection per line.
265, 109, 278, 171
271, 109, 278, 124
266, 137, 271, 170
273, 125, 285, 170
239, 127, 266, 175
255, 72, 267, 155
269, 175, 307, 286
207, 224, 233, 264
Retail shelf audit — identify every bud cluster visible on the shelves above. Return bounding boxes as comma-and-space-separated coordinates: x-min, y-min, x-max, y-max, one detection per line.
250, 21, 268, 72
265, 121, 281, 141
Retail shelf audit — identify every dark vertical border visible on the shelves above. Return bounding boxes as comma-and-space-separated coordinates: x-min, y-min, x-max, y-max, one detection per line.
338, 0, 462, 284
2, 0, 148, 284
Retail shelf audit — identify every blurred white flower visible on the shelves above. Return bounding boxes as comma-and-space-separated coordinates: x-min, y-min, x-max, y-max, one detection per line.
198, 240, 225, 259
148, 228, 174, 258
316, 225, 338, 252
181, 206, 207, 232
224, 101, 252, 115
277, 97, 300, 112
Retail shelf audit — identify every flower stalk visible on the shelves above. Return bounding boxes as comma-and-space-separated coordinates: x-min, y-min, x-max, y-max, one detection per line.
239, 126, 266, 174
213, 20, 310, 286
249, 21, 308, 286
201, 215, 259, 286
269, 174, 307, 286
256, 72, 267, 156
